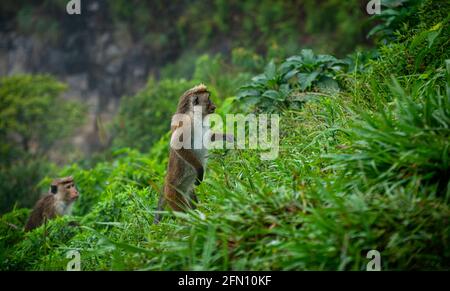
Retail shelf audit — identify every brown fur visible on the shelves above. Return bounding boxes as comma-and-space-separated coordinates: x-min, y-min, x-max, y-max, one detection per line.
24, 195, 58, 232
154, 84, 231, 223
25, 176, 79, 232
176, 84, 209, 114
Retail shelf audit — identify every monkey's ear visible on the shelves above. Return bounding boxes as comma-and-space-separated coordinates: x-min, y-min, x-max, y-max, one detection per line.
193, 95, 199, 105
50, 185, 57, 194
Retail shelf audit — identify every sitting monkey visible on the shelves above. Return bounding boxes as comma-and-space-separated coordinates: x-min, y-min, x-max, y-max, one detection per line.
25, 176, 79, 232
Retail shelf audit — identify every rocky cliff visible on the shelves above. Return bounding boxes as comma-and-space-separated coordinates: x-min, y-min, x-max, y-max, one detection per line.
0, 1, 165, 154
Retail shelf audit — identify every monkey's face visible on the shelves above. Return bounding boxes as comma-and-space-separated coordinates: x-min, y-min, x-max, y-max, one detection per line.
193, 92, 216, 116
63, 182, 79, 202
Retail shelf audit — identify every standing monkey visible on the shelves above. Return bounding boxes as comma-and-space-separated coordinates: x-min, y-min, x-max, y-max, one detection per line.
154, 84, 232, 223
25, 176, 79, 232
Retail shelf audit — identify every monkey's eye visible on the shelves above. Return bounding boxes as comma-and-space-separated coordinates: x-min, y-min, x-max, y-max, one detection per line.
193, 96, 199, 105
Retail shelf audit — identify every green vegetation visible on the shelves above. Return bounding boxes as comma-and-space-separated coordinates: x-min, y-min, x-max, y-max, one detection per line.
237, 49, 348, 112
1, 0, 449, 270
0, 75, 85, 214
112, 54, 250, 151
112, 79, 197, 152
1, 0, 373, 61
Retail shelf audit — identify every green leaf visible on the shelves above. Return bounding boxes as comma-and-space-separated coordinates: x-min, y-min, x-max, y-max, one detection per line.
301, 49, 315, 65
264, 61, 277, 80
316, 77, 340, 93
298, 71, 319, 91
426, 30, 441, 48
284, 69, 299, 80
316, 55, 337, 64
236, 89, 260, 99
262, 90, 281, 100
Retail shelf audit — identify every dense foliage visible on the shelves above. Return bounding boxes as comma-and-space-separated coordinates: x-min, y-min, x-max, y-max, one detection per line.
1, 0, 373, 59
237, 49, 348, 112
112, 79, 197, 152
1, 0, 449, 271
0, 75, 85, 213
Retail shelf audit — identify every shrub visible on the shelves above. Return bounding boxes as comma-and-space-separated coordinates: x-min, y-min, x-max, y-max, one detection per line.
237, 49, 348, 112
280, 49, 348, 92
367, 0, 423, 40
193, 54, 250, 100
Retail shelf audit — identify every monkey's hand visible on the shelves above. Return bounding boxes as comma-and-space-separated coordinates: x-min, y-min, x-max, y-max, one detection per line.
195, 167, 204, 186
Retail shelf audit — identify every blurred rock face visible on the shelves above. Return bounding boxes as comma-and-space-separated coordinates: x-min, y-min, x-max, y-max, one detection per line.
0, 1, 153, 153
0, 3, 149, 102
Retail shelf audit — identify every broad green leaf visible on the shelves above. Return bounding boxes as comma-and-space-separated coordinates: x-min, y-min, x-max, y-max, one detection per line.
264, 61, 277, 80
301, 49, 315, 66
316, 77, 340, 93
262, 90, 281, 100
298, 71, 319, 91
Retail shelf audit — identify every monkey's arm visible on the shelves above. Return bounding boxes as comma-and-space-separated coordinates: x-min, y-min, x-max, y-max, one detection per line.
174, 148, 204, 185
211, 133, 234, 142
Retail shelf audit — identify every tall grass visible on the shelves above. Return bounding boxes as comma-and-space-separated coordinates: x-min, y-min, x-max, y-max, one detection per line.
2, 63, 448, 270
1, 8, 449, 269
